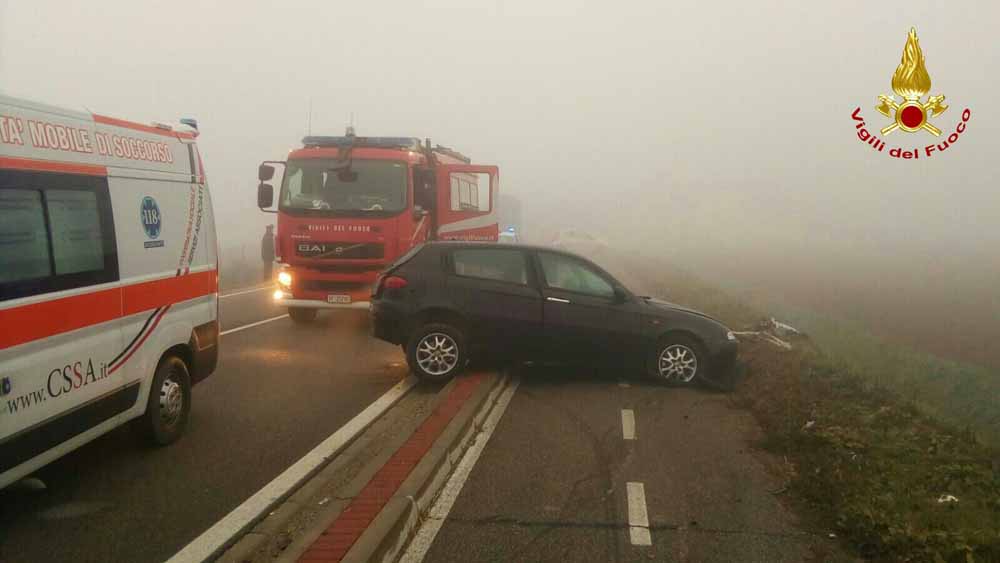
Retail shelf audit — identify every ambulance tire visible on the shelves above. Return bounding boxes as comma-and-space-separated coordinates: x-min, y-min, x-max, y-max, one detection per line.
137, 354, 191, 446
289, 307, 317, 323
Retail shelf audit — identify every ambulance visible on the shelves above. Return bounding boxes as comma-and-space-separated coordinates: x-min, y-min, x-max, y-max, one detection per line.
0, 94, 218, 489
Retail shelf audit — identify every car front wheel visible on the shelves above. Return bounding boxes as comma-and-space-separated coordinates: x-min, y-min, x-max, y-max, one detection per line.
406, 323, 467, 382
651, 334, 705, 385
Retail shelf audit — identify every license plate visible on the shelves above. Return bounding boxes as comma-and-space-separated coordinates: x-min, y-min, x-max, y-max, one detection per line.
327, 294, 351, 304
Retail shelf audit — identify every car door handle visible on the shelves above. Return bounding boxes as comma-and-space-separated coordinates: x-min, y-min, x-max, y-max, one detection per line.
546, 297, 571, 304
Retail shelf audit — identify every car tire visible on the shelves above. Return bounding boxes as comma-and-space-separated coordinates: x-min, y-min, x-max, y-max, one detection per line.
406, 322, 467, 382
650, 334, 706, 386
288, 307, 317, 323
136, 355, 191, 446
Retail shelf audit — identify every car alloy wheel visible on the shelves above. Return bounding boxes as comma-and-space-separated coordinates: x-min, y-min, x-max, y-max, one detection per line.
658, 343, 699, 383
415, 332, 459, 376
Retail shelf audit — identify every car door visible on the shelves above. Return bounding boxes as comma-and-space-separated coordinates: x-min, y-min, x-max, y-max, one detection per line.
445, 247, 543, 356
534, 250, 639, 366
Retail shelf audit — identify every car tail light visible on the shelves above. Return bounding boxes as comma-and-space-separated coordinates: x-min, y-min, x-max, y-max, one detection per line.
384, 276, 408, 290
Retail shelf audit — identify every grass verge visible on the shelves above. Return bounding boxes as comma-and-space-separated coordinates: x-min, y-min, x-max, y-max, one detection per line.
624, 256, 1000, 562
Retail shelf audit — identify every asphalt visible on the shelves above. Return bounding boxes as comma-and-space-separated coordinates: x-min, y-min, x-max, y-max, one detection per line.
0, 287, 407, 563
421, 365, 854, 563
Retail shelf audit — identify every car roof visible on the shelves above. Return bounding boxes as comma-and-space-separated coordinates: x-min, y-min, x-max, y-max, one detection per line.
424, 240, 568, 254
422, 241, 596, 262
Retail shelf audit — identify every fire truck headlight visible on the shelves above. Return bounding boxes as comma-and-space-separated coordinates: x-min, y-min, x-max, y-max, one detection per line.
277, 271, 292, 287
273, 289, 286, 301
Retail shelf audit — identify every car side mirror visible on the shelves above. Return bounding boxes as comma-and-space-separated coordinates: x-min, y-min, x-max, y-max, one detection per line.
613, 285, 629, 304
257, 183, 274, 209
413, 205, 429, 220
258, 164, 275, 182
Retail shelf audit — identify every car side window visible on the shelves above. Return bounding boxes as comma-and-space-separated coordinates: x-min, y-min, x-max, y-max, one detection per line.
452, 249, 528, 285
538, 252, 614, 298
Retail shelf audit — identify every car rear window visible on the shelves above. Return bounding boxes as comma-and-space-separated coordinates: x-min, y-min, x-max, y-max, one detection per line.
452, 249, 528, 285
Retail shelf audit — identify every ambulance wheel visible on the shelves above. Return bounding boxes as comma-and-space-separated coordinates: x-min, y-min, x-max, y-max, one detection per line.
137, 355, 191, 446
289, 307, 317, 323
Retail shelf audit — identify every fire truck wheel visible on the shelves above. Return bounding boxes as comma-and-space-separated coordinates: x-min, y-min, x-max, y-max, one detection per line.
288, 307, 317, 323
136, 354, 191, 446
406, 323, 468, 382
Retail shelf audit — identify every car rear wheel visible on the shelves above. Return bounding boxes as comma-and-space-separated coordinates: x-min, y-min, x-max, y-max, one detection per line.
651, 334, 705, 385
135, 355, 191, 446
406, 323, 467, 382
288, 307, 317, 323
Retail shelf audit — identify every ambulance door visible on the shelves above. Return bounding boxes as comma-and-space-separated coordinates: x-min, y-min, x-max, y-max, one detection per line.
434, 165, 499, 241
0, 170, 124, 484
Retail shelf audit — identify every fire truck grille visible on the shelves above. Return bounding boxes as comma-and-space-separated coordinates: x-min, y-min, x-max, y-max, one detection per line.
295, 242, 384, 259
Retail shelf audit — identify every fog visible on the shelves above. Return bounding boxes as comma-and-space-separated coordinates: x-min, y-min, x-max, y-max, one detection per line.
3, 1, 999, 368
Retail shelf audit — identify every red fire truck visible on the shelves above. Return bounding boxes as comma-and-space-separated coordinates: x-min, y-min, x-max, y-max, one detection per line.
256, 131, 499, 322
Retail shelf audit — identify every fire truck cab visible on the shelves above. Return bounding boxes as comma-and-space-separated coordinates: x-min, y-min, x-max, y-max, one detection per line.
257, 132, 499, 322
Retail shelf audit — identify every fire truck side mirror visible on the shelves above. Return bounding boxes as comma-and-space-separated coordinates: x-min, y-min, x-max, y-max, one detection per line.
257, 183, 274, 209
258, 163, 275, 181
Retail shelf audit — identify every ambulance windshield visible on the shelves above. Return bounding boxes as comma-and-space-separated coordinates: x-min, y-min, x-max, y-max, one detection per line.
280, 159, 407, 215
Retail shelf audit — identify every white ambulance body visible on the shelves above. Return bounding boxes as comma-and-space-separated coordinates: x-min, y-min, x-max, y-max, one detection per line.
0, 94, 219, 489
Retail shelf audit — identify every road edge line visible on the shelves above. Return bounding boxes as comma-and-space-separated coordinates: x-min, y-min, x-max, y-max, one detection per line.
166, 376, 418, 563
219, 285, 272, 299
398, 374, 520, 562
220, 314, 288, 336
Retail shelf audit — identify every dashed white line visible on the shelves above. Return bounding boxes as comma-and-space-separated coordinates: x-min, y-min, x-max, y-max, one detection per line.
219, 285, 272, 299
167, 376, 418, 563
399, 376, 521, 563
627, 482, 652, 546
618, 381, 630, 388
621, 409, 636, 440
220, 314, 288, 336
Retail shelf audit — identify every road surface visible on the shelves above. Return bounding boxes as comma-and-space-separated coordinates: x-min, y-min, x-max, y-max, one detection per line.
417, 366, 850, 563
0, 287, 407, 563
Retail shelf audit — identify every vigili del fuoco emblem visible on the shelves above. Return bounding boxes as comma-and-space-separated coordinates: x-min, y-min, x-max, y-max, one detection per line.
876, 28, 947, 136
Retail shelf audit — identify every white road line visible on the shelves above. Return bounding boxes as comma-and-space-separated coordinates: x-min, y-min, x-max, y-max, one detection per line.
627, 482, 652, 546
167, 376, 419, 563
220, 314, 288, 336
621, 409, 636, 440
399, 376, 521, 563
618, 381, 630, 388
219, 285, 271, 299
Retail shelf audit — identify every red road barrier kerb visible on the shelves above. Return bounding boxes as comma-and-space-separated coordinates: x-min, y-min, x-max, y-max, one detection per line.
297, 373, 486, 562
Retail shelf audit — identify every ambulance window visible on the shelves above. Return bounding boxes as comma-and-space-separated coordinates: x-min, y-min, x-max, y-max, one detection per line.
0, 189, 52, 283
45, 189, 105, 275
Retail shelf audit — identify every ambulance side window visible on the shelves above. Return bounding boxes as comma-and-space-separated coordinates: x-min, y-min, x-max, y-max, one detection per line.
0, 189, 52, 283
0, 171, 119, 302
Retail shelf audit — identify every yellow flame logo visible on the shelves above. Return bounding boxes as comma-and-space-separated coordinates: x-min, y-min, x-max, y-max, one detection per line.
876, 28, 948, 136
891, 28, 932, 100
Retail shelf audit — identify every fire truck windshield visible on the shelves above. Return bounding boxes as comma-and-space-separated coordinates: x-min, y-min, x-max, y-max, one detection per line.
279, 159, 407, 215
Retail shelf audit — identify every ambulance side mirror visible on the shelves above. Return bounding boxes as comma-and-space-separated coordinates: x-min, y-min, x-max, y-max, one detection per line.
257, 183, 274, 209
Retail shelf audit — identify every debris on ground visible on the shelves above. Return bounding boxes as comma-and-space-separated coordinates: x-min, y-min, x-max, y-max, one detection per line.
936, 494, 959, 504
732, 317, 805, 350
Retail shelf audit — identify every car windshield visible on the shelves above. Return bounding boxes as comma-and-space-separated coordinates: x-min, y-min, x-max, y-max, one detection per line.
280, 159, 407, 215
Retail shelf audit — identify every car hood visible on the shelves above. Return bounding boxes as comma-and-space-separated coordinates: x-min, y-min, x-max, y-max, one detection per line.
642, 297, 720, 323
